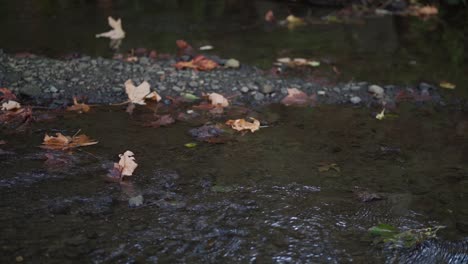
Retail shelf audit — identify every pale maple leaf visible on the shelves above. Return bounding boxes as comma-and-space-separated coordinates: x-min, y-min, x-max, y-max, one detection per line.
125, 79, 158, 105
118, 150, 138, 177
208, 93, 229, 107
226, 117, 260, 133
1, 100, 21, 111
96, 16, 125, 40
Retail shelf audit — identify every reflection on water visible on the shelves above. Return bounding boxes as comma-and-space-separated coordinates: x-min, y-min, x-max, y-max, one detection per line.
0, 0, 466, 87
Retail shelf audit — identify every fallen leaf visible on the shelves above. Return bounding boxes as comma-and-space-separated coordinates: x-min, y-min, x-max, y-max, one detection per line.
376, 109, 385, 120
184, 142, 197, 148
176, 40, 194, 56
317, 162, 340, 172
208, 93, 229, 107
96, 16, 125, 39
226, 117, 260, 133
1, 100, 21, 111
175, 55, 218, 71
118, 150, 138, 177
0, 107, 33, 129
265, 10, 275, 22
144, 114, 175, 128
199, 45, 214, 51
439, 82, 456, 90
125, 79, 159, 105
41, 132, 98, 150
0, 88, 17, 101
66, 97, 90, 113
281, 88, 311, 106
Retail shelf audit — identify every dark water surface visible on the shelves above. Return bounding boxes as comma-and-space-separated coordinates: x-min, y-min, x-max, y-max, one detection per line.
0, 104, 467, 262
0, 0, 466, 91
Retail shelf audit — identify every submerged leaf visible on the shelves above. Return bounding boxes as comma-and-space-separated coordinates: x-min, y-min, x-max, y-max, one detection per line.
317, 162, 341, 172
281, 88, 311, 106
184, 142, 197, 148
439, 82, 456, 90
66, 97, 90, 113
41, 132, 98, 150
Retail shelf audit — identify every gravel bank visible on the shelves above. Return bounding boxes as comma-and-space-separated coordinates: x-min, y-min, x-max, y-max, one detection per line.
0, 50, 448, 108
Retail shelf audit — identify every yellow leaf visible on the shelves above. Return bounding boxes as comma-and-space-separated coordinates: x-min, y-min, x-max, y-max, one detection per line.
439, 82, 456, 90
226, 117, 260, 133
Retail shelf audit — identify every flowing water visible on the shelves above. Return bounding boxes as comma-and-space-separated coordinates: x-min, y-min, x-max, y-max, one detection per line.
0, 104, 467, 263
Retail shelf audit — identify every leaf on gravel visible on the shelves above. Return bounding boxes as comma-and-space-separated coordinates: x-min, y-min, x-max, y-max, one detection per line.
281, 88, 311, 106
175, 55, 218, 71
0, 88, 17, 101
1, 100, 21, 111
41, 132, 98, 150
317, 162, 340, 172
226, 117, 260, 133
95, 16, 125, 39
125, 79, 160, 105
144, 114, 175, 128
439, 82, 455, 90
208, 93, 229, 107
66, 97, 90, 113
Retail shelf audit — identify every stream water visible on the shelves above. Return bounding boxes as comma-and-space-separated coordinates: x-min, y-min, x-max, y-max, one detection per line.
1, 103, 467, 263
1, 0, 468, 263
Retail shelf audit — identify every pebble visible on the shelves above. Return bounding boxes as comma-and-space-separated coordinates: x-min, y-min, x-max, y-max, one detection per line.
350, 96, 362, 104
318, 91, 326, 96
172, 86, 183, 92
261, 84, 274, 94
241, 87, 249, 93
254, 92, 265, 101
225, 58, 240, 68
368, 85, 384, 98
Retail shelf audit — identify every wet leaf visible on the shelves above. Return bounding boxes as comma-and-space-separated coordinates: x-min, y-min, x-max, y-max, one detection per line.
181, 93, 200, 101
0, 88, 17, 101
226, 117, 260, 133
95, 16, 125, 39
176, 40, 194, 56
286, 15, 305, 28
199, 45, 214, 51
66, 97, 90, 113
439, 82, 456, 90
376, 109, 385, 120
317, 162, 341, 172
41, 132, 98, 150
1, 100, 21, 111
369, 224, 397, 237
369, 224, 445, 249
265, 10, 275, 22
184, 142, 197, 148
175, 55, 218, 71
118, 150, 138, 177
208, 93, 229, 107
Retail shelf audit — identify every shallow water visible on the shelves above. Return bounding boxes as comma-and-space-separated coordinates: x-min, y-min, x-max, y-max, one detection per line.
0, 0, 466, 90
1, 104, 467, 262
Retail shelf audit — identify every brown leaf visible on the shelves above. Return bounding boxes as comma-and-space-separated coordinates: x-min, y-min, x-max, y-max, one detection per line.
144, 114, 175, 128
317, 162, 340, 172
265, 10, 275, 22
226, 117, 260, 133
175, 55, 218, 71
41, 132, 98, 150
66, 97, 90, 113
0, 88, 17, 101
176, 40, 194, 56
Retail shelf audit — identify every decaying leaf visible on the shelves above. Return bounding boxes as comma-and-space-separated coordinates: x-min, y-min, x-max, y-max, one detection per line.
439, 82, 455, 90
376, 109, 385, 120
226, 117, 260, 133
96, 16, 125, 39
317, 162, 340, 172
208, 93, 229, 107
0, 88, 17, 101
265, 10, 275, 22
66, 97, 90, 113
175, 55, 218, 71
281, 88, 312, 106
176, 40, 194, 56
1, 100, 21, 111
0, 107, 33, 130
144, 114, 175, 128
41, 132, 98, 150
125, 79, 161, 105
285, 15, 305, 29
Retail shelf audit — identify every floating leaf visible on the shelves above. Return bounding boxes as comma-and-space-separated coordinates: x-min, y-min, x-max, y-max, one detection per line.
66, 97, 90, 113
226, 117, 260, 133
41, 132, 98, 150
208, 93, 229, 107
118, 150, 138, 177
376, 109, 385, 120
369, 224, 398, 237
317, 162, 340, 172
95, 16, 125, 39
125, 79, 160, 105
184, 142, 197, 148
439, 82, 455, 90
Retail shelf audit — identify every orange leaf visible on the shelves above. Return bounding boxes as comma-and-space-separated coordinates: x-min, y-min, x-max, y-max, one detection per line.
226, 117, 260, 133
66, 97, 90, 113
41, 132, 98, 150
0, 88, 17, 101
175, 55, 218, 71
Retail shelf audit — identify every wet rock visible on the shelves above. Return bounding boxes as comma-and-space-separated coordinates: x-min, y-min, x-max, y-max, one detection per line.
254, 92, 265, 101
350, 96, 362, 104
261, 84, 274, 94
20, 84, 42, 97
225, 58, 240, 68
128, 195, 144, 207
240, 87, 249, 93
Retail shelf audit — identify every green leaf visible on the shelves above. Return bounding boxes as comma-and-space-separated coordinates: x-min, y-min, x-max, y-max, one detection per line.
184, 142, 197, 148
369, 224, 398, 237
182, 93, 200, 101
